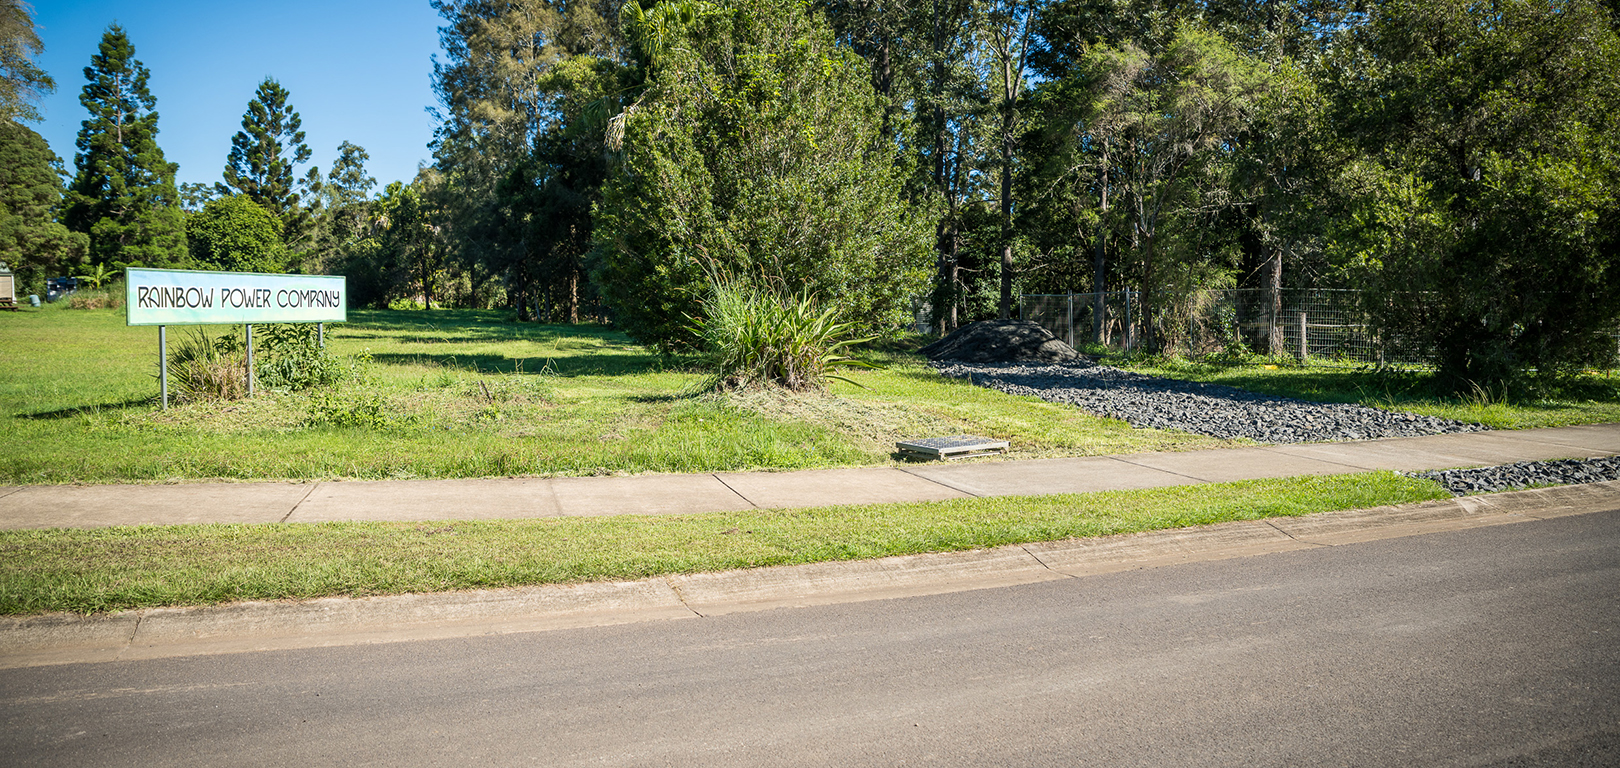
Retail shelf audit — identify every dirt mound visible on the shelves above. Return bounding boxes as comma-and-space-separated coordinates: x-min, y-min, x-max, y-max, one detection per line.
918, 320, 1084, 364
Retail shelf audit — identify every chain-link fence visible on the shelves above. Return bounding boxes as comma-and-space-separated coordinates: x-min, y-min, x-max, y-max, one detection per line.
1022, 289, 1408, 365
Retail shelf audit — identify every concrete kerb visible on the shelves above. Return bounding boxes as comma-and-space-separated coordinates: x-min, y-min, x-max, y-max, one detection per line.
4, 480, 1616, 671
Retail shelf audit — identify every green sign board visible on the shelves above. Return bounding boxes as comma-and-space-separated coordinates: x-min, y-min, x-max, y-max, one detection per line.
126, 267, 346, 326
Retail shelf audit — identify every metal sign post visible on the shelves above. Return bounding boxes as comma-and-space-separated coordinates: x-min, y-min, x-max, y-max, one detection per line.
245, 324, 255, 397
159, 325, 168, 410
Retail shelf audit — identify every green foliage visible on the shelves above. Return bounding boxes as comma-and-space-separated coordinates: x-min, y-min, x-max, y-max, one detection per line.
592, 0, 932, 350
167, 328, 247, 404
304, 389, 391, 429
0, 120, 86, 292
72, 262, 112, 288
185, 194, 288, 273
1327, 0, 1620, 390
63, 25, 186, 269
253, 323, 357, 392
0, 0, 54, 123
692, 275, 876, 392
220, 78, 314, 242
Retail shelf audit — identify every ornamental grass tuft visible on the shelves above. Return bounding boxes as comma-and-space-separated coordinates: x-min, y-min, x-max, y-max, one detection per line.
692, 275, 876, 391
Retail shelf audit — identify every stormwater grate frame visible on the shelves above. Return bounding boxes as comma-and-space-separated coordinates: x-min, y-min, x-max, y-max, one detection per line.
896, 435, 1010, 461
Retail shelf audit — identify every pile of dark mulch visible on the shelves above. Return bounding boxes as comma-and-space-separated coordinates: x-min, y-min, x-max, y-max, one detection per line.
919, 320, 1083, 364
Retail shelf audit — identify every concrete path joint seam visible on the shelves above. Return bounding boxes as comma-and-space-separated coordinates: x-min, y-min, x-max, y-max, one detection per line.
280, 482, 321, 524
894, 466, 985, 498
1111, 456, 1209, 482
711, 475, 760, 509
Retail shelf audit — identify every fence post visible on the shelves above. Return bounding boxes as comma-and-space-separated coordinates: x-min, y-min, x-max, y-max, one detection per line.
1124, 290, 1134, 352
1066, 292, 1074, 348
1297, 311, 1307, 362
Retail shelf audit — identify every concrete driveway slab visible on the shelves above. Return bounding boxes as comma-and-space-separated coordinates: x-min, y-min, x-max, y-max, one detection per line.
0, 482, 311, 529
1489, 424, 1620, 454
289, 478, 560, 523
715, 467, 968, 509
1116, 447, 1357, 482
1373, 431, 1611, 465
551, 474, 753, 517
902, 455, 1190, 497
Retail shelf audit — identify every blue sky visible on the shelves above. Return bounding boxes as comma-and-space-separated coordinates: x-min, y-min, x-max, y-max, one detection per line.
30, 0, 443, 193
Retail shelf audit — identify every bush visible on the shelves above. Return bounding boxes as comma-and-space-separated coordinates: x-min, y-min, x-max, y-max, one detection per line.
253, 323, 354, 391
166, 328, 247, 403
691, 276, 874, 391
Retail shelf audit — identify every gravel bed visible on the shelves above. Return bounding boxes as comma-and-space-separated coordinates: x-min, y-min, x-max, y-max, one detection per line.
1408, 456, 1620, 496
932, 361, 1489, 443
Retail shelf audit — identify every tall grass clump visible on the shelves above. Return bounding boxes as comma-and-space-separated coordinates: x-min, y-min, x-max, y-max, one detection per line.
692, 276, 875, 391
167, 328, 247, 403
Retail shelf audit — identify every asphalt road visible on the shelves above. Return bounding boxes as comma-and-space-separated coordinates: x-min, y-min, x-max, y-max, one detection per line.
4, 510, 1617, 767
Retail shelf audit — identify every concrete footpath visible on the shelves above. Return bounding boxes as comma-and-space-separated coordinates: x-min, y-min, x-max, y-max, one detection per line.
2, 423, 1617, 529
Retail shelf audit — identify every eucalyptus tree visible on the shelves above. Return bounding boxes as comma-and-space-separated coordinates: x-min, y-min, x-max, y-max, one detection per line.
1076, 25, 1269, 351
308, 141, 376, 276
0, 0, 53, 123
64, 26, 186, 268
430, 0, 627, 320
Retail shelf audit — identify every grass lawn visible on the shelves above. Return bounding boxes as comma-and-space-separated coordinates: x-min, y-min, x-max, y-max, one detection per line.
0, 471, 1448, 615
5, 305, 1617, 485
2, 305, 1221, 484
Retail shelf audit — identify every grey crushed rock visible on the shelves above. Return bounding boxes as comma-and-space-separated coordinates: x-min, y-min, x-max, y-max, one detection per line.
1408, 457, 1620, 496
931, 360, 1489, 443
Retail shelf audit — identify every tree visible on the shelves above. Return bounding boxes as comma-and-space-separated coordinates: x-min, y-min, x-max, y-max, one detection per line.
307, 141, 376, 276
0, 0, 53, 123
1327, 0, 1620, 387
371, 178, 443, 309
430, 0, 626, 320
220, 78, 313, 246
1079, 25, 1269, 351
592, 0, 933, 350
987, 0, 1035, 319
0, 120, 87, 292
63, 25, 186, 268
185, 195, 288, 273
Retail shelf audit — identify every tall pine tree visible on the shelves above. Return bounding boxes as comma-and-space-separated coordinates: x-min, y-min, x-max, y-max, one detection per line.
220, 78, 313, 247
64, 25, 186, 268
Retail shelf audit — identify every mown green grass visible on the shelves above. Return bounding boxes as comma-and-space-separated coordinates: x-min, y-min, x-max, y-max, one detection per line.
0, 305, 1221, 484
0, 472, 1448, 615
1105, 353, 1620, 429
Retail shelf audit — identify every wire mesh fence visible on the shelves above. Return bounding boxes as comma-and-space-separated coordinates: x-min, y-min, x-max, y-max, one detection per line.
1021, 289, 1411, 366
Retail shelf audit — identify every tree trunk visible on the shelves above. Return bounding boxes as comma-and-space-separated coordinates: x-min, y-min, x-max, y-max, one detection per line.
1266, 234, 1283, 356
568, 263, 580, 324
1092, 144, 1110, 345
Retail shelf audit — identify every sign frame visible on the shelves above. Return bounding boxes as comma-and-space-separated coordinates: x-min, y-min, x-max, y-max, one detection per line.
126, 267, 346, 326
125, 267, 347, 409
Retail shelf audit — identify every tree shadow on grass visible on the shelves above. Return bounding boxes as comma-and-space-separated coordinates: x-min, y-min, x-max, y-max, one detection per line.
17, 396, 153, 419
369, 351, 682, 378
